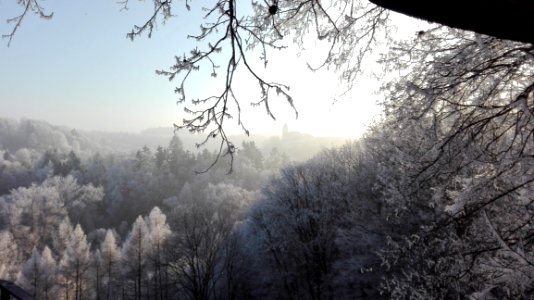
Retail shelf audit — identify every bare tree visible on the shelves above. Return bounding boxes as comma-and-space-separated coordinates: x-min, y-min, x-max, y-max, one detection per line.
166, 190, 238, 300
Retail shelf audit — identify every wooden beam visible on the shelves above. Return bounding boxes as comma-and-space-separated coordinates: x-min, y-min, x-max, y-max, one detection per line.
0, 280, 35, 300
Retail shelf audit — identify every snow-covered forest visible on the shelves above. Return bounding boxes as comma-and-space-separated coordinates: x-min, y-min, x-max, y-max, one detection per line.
2, 1, 534, 298
3, 49, 534, 298
0, 117, 360, 299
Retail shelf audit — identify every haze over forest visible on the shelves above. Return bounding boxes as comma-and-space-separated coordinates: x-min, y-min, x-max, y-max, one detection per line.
2, 0, 534, 299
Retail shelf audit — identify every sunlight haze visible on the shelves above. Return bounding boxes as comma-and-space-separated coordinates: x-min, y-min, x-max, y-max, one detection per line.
0, 0, 387, 138
1, 1, 527, 299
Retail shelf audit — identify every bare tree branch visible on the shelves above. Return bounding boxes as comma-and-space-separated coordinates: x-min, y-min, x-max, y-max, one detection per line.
2, 0, 53, 47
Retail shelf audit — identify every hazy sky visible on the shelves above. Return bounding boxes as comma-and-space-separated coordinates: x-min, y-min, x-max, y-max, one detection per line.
0, 1, 416, 138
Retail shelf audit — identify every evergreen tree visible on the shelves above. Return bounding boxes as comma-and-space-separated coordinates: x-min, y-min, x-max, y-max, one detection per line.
92, 250, 103, 300
54, 217, 74, 255
147, 207, 171, 300
40, 246, 57, 300
121, 216, 149, 300
17, 247, 41, 298
100, 230, 120, 300
15, 245, 58, 300
60, 224, 91, 300
0, 230, 19, 280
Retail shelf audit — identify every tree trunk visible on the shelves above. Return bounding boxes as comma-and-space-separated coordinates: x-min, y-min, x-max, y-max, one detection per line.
96, 264, 101, 300
137, 252, 142, 300
75, 265, 80, 300
106, 261, 112, 300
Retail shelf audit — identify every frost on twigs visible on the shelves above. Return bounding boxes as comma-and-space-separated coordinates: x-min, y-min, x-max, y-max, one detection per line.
375, 27, 534, 297
127, 0, 300, 173
251, 0, 389, 93
2, 0, 53, 47
127, 0, 389, 172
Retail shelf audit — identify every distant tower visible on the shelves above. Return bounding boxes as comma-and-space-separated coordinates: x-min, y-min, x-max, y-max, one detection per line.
282, 123, 288, 139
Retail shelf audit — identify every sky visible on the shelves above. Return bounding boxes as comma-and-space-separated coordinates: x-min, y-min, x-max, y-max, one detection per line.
0, 0, 418, 138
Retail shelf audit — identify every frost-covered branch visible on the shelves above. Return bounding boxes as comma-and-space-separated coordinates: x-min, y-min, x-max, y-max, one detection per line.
130, 0, 387, 172
482, 209, 534, 267
2, 0, 53, 47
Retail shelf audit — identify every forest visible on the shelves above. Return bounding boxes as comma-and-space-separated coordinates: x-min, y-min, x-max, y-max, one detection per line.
2, 44, 534, 296
2, 0, 534, 299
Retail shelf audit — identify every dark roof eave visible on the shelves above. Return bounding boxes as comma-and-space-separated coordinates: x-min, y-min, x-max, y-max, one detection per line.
370, 0, 534, 44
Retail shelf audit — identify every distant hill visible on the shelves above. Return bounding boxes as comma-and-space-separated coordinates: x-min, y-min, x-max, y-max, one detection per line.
0, 118, 172, 156
142, 126, 351, 161
0, 118, 352, 160
262, 132, 349, 162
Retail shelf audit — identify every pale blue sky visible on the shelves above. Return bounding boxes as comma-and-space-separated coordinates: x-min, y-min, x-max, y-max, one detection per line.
0, 0, 199, 132
0, 1, 395, 137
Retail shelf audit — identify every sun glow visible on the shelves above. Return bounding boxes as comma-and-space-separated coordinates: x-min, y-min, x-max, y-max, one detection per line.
0, 0, 395, 139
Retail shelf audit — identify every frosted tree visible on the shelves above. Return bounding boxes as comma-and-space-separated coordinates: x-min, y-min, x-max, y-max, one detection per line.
82, 153, 107, 187
121, 216, 149, 300
0, 230, 19, 280
345, 26, 534, 298
239, 141, 264, 170
1, 176, 104, 256
177, 182, 193, 203
60, 224, 91, 300
7, 180, 65, 253
237, 143, 391, 299
167, 136, 195, 181
92, 250, 103, 300
167, 194, 236, 300
39, 246, 58, 300
204, 183, 260, 298
16, 247, 41, 298
147, 206, 171, 300
134, 146, 152, 171
16, 245, 57, 300
315, 143, 388, 298
49, 175, 104, 230
0, 147, 39, 195
100, 230, 120, 300
203, 183, 256, 220
244, 164, 346, 299
54, 216, 74, 255
264, 147, 289, 172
